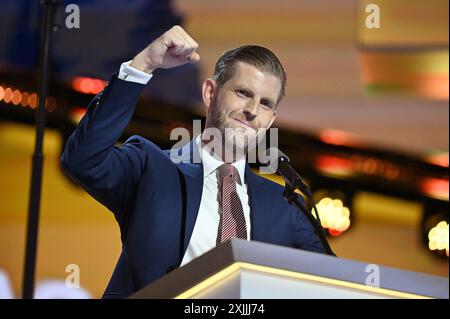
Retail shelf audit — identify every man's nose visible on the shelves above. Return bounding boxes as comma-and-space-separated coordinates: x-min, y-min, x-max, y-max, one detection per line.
243, 100, 258, 121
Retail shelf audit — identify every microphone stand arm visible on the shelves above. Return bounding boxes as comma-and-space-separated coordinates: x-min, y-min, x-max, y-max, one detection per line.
282, 184, 335, 256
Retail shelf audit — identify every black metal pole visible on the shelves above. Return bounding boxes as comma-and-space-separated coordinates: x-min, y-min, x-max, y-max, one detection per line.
22, 0, 58, 299
283, 185, 336, 256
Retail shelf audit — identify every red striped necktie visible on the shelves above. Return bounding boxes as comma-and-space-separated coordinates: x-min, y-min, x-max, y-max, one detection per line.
218, 163, 247, 243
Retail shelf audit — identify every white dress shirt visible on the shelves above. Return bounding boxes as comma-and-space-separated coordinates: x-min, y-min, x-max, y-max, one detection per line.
118, 61, 252, 267
180, 136, 251, 266
118, 60, 153, 84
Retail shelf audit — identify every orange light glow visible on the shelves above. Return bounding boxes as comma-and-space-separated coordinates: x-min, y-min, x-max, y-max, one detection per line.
80, 78, 93, 94
319, 129, 359, 147
29, 93, 38, 109
315, 155, 354, 178
425, 153, 449, 168
4, 88, 12, 103
0, 85, 57, 111
328, 229, 343, 237
421, 178, 449, 201
92, 79, 106, 93
20, 92, 30, 107
11, 90, 22, 105
70, 107, 87, 124
71, 77, 107, 94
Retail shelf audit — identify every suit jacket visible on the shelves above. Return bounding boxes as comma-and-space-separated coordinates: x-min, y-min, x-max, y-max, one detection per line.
61, 74, 327, 299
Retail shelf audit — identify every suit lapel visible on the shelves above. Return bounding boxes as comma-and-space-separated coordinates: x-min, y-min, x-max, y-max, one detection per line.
245, 165, 272, 242
171, 140, 273, 252
172, 140, 203, 254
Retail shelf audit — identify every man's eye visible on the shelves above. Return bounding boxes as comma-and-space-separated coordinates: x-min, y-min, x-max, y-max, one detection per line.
236, 90, 248, 97
261, 101, 272, 109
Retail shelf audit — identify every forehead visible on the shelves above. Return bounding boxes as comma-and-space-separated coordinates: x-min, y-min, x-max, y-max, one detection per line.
227, 61, 281, 96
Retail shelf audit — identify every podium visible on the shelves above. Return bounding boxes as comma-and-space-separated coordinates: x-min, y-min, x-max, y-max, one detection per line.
129, 239, 448, 299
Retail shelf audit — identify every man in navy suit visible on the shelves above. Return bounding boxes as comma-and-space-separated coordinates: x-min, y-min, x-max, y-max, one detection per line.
61, 25, 329, 298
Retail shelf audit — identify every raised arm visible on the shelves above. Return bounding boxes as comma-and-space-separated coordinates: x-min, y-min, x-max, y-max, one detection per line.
61, 25, 200, 224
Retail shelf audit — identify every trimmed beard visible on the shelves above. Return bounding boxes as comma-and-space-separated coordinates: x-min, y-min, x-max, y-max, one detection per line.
205, 97, 262, 161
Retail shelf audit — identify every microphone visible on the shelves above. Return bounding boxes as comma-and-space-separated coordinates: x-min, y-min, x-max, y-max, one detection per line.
265, 147, 312, 197
264, 148, 336, 256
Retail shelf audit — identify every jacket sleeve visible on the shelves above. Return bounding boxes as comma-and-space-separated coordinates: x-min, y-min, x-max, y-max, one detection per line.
292, 201, 329, 255
60, 74, 148, 227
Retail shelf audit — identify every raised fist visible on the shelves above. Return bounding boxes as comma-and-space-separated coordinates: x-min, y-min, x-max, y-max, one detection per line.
130, 25, 200, 74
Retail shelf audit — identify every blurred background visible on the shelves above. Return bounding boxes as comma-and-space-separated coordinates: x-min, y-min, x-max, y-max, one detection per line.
0, 0, 448, 298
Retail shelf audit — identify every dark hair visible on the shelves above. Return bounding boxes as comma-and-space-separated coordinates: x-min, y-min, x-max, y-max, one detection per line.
212, 45, 287, 104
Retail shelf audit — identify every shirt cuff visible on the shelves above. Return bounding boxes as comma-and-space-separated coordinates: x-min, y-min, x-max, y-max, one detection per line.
118, 60, 153, 85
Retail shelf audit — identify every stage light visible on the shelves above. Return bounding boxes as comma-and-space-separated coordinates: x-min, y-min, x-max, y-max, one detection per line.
315, 155, 354, 178
11, 90, 21, 105
3, 88, 12, 103
29, 93, 38, 109
420, 178, 449, 201
319, 129, 359, 147
428, 221, 449, 257
315, 197, 351, 237
20, 92, 30, 107
92, 79, 106, 94
71, 77, 107, 94
80, 78, 93, 94
0, 85, 59, 112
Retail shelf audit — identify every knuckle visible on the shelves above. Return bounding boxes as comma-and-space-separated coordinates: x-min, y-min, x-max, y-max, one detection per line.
161, 32, 170, 41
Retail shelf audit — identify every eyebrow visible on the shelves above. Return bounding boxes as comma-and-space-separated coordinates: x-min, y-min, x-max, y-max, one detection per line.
234, 86, 276, 108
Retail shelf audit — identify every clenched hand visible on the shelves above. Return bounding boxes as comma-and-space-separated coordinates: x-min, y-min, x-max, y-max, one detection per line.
130, 25, 200, 74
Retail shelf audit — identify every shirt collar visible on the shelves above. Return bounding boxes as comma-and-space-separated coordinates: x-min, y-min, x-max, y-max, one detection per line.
195, 135, 246, 185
